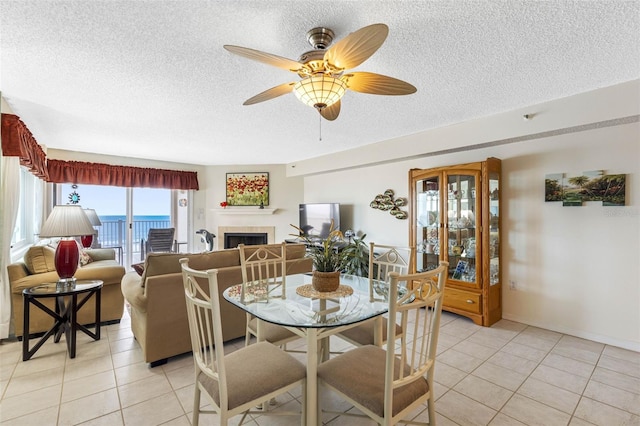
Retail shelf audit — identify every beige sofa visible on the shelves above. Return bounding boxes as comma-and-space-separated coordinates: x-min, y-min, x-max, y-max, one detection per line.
120, 243, 312, 366
8, 246, 126, 338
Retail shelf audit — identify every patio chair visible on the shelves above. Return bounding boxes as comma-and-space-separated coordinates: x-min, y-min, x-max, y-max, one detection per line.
141, 227, 175, 261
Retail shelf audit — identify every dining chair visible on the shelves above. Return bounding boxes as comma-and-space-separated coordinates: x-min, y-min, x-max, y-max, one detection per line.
336, 242, 414, 347
238, 243, 300, 348
318, 261, 448, 425
179, 258, 306, 426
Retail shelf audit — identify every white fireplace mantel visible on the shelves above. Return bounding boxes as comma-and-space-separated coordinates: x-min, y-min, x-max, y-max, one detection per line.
212, 208, 277, 215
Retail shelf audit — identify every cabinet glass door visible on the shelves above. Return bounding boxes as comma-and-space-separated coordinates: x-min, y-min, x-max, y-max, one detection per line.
488, 172, 500, 285
445, 172, 479, 286
415, 175, 440, 272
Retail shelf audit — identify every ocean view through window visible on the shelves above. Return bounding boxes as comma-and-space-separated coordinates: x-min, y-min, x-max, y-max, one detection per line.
56, 183, 173, 264
98, 215, 171, 249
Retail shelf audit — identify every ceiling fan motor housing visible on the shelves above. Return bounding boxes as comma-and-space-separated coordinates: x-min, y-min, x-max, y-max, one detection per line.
306, 27, 334, 49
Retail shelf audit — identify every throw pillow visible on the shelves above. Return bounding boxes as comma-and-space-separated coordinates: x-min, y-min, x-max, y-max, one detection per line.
131, 262, 145, 276
79, 250, 93, 266
23, 246, 57, 274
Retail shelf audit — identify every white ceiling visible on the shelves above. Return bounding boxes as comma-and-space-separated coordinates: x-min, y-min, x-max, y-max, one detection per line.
1, 1, 638, 166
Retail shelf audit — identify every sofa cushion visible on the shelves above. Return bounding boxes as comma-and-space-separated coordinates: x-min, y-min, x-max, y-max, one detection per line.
79, 250, 93, 266
23, 246, 57, 275
132, 262, 145, 276
141, 249, 241, 286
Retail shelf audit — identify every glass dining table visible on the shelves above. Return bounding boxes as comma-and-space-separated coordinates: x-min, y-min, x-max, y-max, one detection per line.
223, 272, 396, 426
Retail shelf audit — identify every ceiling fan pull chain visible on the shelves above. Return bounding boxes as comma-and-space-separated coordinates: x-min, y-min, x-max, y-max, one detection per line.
319, 112, 322, 141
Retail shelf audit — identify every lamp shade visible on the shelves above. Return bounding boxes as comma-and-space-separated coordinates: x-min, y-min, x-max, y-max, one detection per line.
83, 208, 102, 226
293, 75, 347, 110
40, 205, 95, 282
40, 205, 96, 238
81, 208, 101, 248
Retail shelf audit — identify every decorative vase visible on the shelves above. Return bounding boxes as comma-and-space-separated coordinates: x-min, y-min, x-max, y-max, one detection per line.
312, 270, 340, 292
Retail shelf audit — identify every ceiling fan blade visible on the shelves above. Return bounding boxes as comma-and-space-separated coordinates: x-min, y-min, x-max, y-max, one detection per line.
243, 82, 296, 105
320, 100, 341, 121
343, 72, 417, 95
324, 23, 389, 70
224, 45, 304, 72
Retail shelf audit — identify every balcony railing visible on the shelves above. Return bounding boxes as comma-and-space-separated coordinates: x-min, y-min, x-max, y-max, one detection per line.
96, 219, 171, 261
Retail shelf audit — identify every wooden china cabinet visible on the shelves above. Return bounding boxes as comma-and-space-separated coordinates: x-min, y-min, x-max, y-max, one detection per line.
408, 158, 502, 326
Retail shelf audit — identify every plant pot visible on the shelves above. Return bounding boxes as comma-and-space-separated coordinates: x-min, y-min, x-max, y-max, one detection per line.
312, 270, 340, 292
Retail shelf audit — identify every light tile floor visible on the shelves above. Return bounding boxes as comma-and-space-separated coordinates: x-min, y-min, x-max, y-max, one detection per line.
1, 309, 638, 425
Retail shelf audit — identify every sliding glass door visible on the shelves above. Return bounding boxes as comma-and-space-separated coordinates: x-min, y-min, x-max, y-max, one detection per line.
132, 187, 171, 262
55, 184, 175, 266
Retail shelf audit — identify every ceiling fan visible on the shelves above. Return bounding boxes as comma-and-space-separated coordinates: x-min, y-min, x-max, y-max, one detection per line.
223, 23, 417, 121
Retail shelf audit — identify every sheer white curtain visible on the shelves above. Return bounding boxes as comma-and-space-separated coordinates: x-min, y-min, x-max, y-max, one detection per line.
0, 155, 20, 339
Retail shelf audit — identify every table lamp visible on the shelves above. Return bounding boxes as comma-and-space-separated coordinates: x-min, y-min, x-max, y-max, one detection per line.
39, 205, 95, 283
81, 208, 102, 248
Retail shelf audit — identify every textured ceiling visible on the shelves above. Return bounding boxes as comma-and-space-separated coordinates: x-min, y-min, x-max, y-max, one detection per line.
1, 1, 638, 166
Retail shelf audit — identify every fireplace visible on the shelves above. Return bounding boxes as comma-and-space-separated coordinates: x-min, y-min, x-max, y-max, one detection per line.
224, 232, 268, 249
218, 226, 275, 250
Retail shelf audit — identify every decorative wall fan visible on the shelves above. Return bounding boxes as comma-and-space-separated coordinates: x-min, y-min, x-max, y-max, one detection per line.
224, 23, 416, 121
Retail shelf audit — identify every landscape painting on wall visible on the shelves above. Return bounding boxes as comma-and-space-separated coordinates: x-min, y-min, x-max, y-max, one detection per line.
226, 172, 269, 206
545, 171, 626, 207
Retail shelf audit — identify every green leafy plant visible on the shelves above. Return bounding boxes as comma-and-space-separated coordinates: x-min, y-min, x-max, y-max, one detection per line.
340, 234, 369, 277
290, 221, 344, 272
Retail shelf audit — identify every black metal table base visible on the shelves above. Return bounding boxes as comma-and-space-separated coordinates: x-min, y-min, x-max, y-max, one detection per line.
23, 285, 101, 361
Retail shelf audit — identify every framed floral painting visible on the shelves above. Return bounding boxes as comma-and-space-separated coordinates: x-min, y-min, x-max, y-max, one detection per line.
226, 172, 269, 206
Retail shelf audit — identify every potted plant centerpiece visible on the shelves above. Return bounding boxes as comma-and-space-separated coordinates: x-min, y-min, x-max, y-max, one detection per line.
291, 221, 344, 292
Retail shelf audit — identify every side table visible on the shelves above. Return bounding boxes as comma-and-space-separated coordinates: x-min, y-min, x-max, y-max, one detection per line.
22, 280, 103, 361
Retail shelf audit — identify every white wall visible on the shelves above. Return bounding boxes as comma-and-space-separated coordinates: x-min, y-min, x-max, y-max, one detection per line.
202, 164, 304, 249
302, 119, 640, 351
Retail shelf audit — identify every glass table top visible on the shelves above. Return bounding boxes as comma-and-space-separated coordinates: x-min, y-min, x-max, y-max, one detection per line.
23, 280, 103, 296
223, 273, 401, 328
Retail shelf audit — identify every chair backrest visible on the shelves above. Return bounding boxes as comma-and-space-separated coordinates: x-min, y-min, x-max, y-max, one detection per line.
369, 243, 414, 302
238, 242, 287, 304
180, 259, 230, 408
384, 261, 448, 418
147, 227, 175, 253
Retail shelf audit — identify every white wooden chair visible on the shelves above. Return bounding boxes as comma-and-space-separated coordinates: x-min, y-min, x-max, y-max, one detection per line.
336, 243, 414, 347
238, 243, 300, 348
180, 258, 306, 426
318, 261, 448, 425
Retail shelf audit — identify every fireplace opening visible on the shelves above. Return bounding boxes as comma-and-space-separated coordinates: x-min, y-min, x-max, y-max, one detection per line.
224, 232, 268, 249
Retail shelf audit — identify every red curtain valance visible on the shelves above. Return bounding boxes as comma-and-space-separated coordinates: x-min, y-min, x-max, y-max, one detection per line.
47, 159, 199, 190
1, 113, 49, 180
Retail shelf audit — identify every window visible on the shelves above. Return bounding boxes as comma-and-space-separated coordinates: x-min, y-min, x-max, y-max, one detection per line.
11, 167, 38, 251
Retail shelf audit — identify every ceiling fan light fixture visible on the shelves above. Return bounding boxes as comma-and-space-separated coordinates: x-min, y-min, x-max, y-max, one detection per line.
293, 75, 347, 110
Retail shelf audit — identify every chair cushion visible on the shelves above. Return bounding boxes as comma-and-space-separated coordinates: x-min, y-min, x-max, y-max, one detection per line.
338, 318, 403, 346
198, 341, 305, 410
248, 318, 299, 344
318, 345, 428, 418
23, 246, 57, 275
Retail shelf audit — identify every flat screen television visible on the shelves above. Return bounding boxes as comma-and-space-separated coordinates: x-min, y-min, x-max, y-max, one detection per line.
299, 203, 340, 239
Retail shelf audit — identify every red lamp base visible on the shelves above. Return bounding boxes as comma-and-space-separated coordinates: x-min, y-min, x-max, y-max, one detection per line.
55, 239, 80, 281
80, 235, 93, 248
